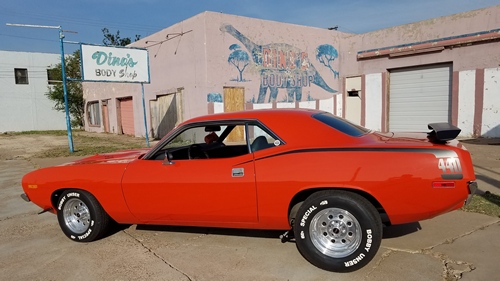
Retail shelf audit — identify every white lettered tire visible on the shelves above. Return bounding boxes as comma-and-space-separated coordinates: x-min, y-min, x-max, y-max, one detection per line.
56, 189, 110, 242
293, 190, 382, 272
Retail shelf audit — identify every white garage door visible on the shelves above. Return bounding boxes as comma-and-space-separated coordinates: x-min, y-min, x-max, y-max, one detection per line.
389, 64, 452, 132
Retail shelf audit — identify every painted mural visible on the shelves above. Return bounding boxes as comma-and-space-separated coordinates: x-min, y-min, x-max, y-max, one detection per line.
207, 92, 223, 102
221, 24, 338, 103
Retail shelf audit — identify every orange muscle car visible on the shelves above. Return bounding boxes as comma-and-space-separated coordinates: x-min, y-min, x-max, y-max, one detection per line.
21, 109, 477, 272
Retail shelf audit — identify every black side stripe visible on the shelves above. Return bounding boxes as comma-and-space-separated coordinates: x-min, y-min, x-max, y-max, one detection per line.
252, 147, 458, 162
442, 174, 463, 180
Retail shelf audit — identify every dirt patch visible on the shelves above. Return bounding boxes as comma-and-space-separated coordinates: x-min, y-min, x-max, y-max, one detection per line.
0, 131, 153, 160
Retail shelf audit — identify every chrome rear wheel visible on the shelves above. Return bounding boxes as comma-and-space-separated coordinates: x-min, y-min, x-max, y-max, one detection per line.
294, 190, 382, 272
309, 208, 362, 258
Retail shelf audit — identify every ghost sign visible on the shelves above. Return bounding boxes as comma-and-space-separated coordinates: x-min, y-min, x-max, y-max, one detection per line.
81, 44, 150, 83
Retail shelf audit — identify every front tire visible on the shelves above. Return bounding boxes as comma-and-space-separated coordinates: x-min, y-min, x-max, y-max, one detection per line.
56, 189, 110, 242
293, 190, 382, 272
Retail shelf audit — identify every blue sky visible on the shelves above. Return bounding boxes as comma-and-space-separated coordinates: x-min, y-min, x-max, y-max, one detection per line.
1, 0, 498, 54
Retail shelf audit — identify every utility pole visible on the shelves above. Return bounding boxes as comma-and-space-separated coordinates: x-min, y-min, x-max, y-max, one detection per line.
6, 23, 75, 153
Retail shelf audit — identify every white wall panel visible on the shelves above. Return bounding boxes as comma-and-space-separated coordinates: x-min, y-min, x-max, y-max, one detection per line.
336, 94, 343, 117
319, 97, 334, 114
214, 102, 224, 113
298, 100, 316, 109
365, 73, 382, 131
482, 68, 500, 137
276, 102, 295, 108
457, 70, 476, 137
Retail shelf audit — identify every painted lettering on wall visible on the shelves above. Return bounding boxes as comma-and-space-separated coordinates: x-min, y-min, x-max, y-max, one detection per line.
221, 24, 338, 103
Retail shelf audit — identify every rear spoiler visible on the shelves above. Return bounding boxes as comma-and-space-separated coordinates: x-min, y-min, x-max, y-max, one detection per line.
427, 123, 461, 142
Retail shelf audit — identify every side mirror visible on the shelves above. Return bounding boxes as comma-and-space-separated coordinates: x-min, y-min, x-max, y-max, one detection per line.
162, 152, 175, 165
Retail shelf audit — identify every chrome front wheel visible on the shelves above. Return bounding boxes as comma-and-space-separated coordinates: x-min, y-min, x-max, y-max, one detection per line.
56, 189, 111, 242
62, 198, 91, 234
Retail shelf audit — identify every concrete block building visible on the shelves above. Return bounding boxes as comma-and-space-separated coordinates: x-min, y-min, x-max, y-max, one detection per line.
0, 51, 66, 132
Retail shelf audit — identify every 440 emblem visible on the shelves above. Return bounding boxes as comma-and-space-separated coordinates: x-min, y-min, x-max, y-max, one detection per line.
438, 157, 462, 173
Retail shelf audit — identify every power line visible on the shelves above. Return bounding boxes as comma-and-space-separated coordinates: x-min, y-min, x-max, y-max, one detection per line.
0, 6, 164, 34
0, 32, 58, 43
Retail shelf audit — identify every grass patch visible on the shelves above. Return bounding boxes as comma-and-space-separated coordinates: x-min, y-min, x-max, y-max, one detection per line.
2, 130, 73, 136
461, 191, 500, 218
35, 145, 145, 158
31, 132, 148, 158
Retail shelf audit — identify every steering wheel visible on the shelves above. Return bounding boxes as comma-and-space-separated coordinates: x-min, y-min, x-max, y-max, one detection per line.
188, 144, 208, 159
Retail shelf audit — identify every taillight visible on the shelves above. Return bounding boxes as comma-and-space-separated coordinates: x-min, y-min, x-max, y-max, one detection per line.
432, 181, 455, 188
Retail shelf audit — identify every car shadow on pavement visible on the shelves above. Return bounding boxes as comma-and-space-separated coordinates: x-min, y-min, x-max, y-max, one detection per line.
104, 222, 133, 239
460, 138, 500, 146
135, 224, 286, 239
382, 222, 422, 239
134, 223, 424, 241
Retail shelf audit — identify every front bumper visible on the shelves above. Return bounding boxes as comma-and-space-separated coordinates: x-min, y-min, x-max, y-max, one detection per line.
465, 181, 478, 205
21, 193, 30, 202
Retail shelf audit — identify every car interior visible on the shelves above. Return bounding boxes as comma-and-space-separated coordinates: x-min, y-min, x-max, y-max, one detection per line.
151, 123, 278, 161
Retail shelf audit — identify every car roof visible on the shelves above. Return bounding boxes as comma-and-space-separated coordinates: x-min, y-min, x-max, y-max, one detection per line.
180, 109, 364, 147
185, 108, 319, 123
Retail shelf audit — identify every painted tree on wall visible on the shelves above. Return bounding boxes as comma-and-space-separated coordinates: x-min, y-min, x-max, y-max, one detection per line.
227, 44, 250, 82
316, 44, 339, 78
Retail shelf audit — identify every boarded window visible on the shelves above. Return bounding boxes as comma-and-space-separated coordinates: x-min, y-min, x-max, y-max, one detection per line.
47, 68, 60, 85
87, 101, 101, 126
14, 68, 28, 84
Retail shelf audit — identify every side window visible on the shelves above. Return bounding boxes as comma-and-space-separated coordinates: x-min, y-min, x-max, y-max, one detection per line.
248, 124, 280, 152
153, 123, 282, 161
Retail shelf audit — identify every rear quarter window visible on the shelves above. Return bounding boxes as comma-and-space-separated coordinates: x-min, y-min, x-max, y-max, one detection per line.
312, 112, 370, 137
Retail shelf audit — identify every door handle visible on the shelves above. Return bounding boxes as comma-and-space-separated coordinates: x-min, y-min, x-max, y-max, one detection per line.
232, 168, 244, 177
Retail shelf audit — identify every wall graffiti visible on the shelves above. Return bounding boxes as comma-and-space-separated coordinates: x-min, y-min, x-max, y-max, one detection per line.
207, 92, 223, 102
221, 24, 338, 103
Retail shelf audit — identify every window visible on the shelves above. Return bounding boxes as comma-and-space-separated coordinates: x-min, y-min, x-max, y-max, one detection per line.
312, 112, 370, 137
47, 69, 60, 85
87, 101, 101, 126
151, 122, 282, 160
247, 124, 280, 152
14, 68, 28, 84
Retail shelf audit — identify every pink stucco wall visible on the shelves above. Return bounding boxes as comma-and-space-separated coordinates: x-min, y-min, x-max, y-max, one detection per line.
341, 5, 500, 75
83, 5, 500, 137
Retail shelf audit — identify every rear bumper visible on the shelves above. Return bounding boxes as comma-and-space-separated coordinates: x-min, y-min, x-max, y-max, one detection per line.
465, 181, 478, 205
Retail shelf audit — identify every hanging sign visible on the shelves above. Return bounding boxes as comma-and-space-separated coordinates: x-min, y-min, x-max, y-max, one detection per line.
80, 44, 150, 83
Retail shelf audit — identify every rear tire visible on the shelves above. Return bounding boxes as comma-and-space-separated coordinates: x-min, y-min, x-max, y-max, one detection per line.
293, 190, 382, 272
56, 189, 110, 242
